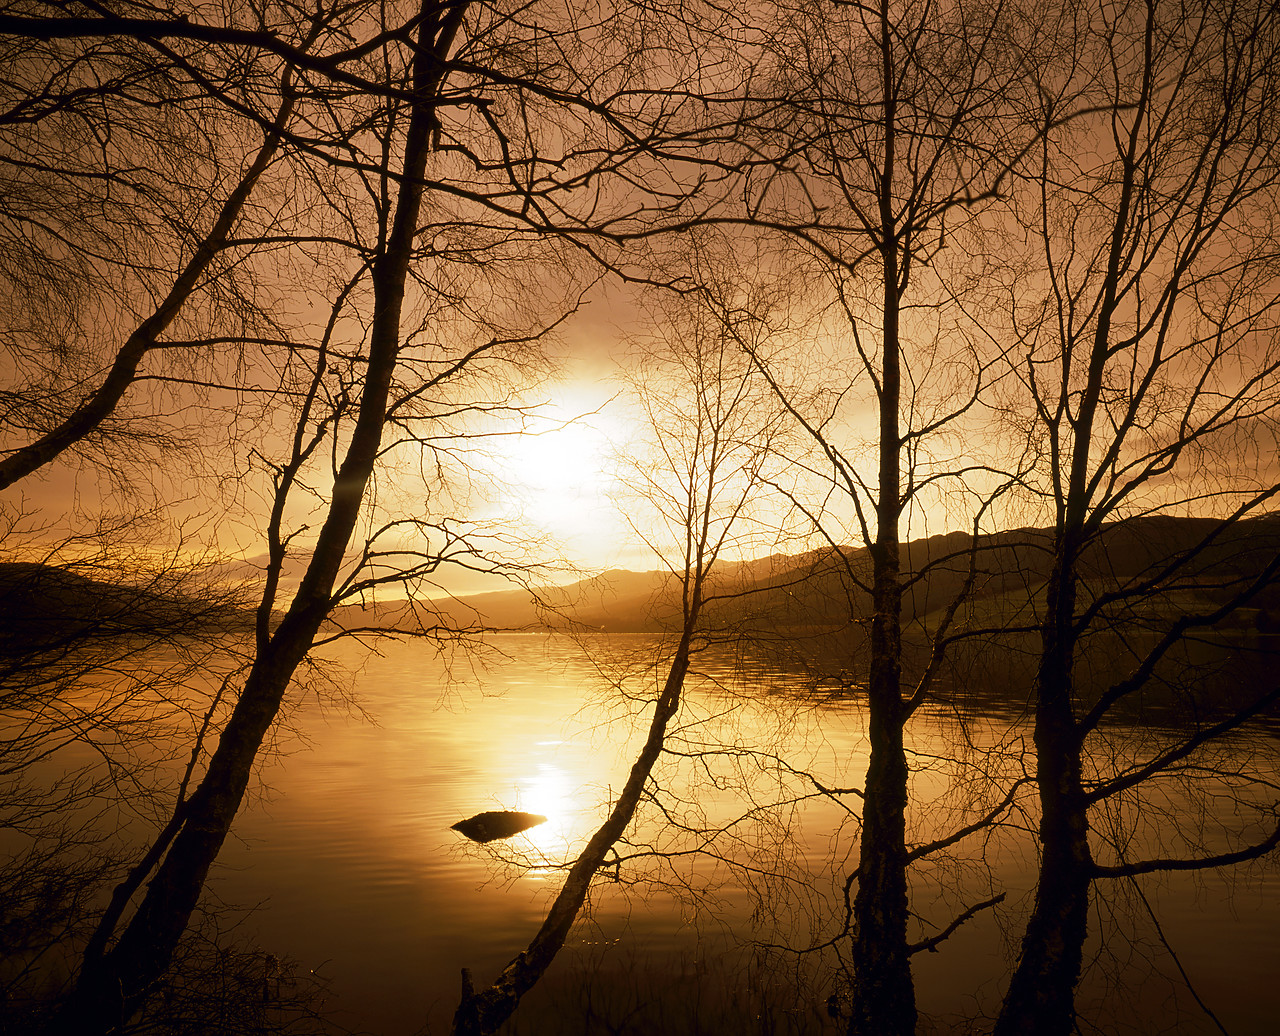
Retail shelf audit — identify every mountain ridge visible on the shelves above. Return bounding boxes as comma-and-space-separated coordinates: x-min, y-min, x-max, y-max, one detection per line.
330, 513, 1280, 636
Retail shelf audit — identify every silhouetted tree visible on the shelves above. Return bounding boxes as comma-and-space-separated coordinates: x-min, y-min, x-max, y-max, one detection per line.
452, 236, 790, 1034
0, 2, 332, 491
0, 1, 729, 1030
735, 2, 1050, 1031
989, 2, 1280, 1031
65, 2, 476, 1024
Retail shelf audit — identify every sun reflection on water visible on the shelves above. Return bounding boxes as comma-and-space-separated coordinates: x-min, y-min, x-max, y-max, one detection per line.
514, 762, 583, 865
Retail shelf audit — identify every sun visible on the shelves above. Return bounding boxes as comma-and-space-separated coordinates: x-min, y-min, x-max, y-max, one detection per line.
505, 415, 613, 502
487, 386, 646, 568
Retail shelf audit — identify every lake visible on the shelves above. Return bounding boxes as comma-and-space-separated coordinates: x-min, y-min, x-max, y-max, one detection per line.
184, 634, 1277, 1034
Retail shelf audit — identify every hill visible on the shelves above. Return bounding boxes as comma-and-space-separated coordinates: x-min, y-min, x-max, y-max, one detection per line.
330, 514, 1280, 637
0, 561, 252, 661
11, 514, 1279, 651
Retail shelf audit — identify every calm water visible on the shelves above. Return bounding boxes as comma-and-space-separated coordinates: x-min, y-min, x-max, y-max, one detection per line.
202, 634, 1277, 1035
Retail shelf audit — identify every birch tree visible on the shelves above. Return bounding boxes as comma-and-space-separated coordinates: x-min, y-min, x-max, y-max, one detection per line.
991, 2, 1280, 1031
453, 238, 789, 1034
740, 3, 1048, 1031
0, 0, 702, 1029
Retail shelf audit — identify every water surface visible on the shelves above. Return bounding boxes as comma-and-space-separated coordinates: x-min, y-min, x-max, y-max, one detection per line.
213, 634, 1278, 1035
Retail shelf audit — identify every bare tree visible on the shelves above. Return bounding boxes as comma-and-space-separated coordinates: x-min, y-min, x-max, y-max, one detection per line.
0, 2, 340, 491
986, 2, 1280, 1031
0, 501, 264, 1012
0, 1, 734, 1031
451, 236, 791, 1034
63, 3, 478, 1024
732, 2, 1051, 1031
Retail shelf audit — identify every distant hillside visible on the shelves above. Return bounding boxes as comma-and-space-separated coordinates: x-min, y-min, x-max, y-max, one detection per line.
331, 514, 1280, 637
0, 561, 251, 659
328, 568, 676, 635
14, 514, 1278, 654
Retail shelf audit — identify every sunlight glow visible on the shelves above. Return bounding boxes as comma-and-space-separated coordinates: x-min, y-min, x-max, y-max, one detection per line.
482, 383, 652, 570
505, 417, 614, 510
514, 762, 579, 861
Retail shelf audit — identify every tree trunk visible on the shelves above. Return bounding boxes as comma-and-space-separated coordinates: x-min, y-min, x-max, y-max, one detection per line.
67, 5, 467, 1031
453, 628, 696, 1036
848, 569, 913, 1035
995, 550, 1093, 1036
848, 157, 914, 1034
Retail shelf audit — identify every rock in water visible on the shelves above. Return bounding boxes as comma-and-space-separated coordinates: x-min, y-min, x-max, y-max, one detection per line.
450, 810, 548, 843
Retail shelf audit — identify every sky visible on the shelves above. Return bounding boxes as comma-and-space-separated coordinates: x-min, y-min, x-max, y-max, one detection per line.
471, 361, 650, 578
0, 281, 1007, 602
0, 290, 680, 598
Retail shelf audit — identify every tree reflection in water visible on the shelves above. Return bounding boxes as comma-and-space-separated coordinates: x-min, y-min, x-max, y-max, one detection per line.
206, 635, 1279, 1036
